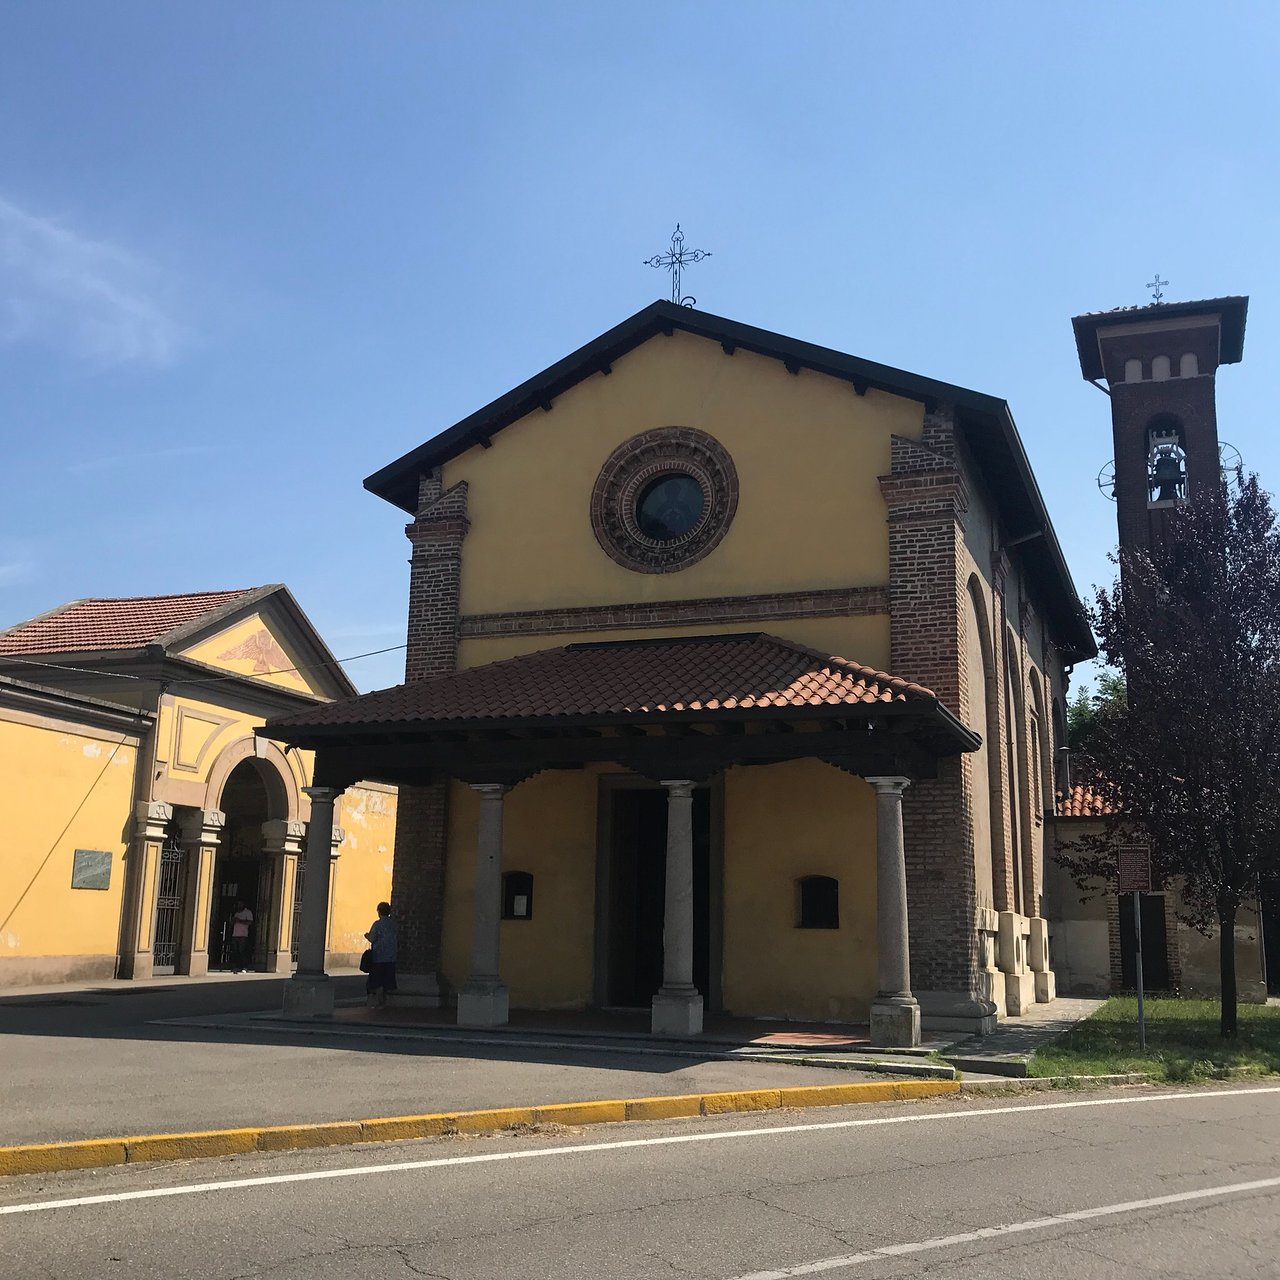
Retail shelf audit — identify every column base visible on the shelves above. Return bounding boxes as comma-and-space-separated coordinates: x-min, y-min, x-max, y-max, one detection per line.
457, 979, 509, 1027
282, 975, 334, 1020
1034, 970, 1057, 1003
870, 996, 921, 1048
916, 990, 999, 1036
266, 951, 293, 975
179, 953, 210, 978
1004, 971, 1037, 1016
391, 971, 445, 1009
651, 988, 704, 1037
119, 954, 154, 981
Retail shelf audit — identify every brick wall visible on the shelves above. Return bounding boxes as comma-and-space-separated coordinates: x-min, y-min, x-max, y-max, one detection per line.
391, 470, 469, 979
880, 405, 981, 995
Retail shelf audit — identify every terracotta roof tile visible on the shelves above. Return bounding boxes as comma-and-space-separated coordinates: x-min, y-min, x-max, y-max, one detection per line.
266, 633, 940, 731
0, 589, 258, 655
1057, 781, 1116, 817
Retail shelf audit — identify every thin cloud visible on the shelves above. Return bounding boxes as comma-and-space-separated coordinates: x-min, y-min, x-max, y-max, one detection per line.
69, 443, 217, 475
0, 195, 185, 367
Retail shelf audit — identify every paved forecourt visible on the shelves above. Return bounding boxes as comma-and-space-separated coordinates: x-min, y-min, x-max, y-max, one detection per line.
2, 1085, 1279, 1278
1, 975, 889, 1149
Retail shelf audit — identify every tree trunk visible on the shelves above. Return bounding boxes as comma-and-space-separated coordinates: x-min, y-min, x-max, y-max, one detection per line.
1218, 900, 1239, 1039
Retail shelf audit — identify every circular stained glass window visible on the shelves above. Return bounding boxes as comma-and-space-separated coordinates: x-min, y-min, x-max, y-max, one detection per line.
636, 473, 705, 541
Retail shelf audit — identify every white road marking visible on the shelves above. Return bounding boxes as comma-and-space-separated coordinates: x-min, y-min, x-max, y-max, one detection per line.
2, 1084, 1278, 1217
727, 1174, 1280, 1278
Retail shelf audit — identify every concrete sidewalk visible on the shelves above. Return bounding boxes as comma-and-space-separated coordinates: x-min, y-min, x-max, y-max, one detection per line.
1, 974, 881, 1146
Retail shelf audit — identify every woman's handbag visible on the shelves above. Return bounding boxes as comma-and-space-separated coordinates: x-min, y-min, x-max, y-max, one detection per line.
359, 949, 373, 973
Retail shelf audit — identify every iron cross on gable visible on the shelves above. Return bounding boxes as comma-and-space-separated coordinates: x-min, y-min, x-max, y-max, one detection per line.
1147, 273, 1169, 303
645, 224, 711, 307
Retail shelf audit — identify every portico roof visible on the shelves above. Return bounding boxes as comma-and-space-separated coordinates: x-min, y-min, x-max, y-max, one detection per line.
260, 633, 979, 787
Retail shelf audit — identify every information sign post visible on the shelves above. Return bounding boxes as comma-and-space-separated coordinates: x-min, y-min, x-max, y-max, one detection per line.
1118, 846, 1153, 1052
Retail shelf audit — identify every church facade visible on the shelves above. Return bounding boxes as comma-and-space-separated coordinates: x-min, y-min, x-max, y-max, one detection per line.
265, 302, 1094, 1043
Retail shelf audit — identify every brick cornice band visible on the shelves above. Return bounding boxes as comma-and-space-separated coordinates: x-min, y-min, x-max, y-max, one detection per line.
460, 584, 889, 640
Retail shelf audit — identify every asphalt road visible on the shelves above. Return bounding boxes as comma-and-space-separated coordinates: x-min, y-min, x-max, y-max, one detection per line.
4, 1084, 1279, 1278
1, 975, 860, 1144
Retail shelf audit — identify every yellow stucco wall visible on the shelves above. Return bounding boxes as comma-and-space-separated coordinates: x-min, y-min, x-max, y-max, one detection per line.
442, 770, 601, 1008
438, 760, 879, 1019
331, 783, 398, 961
722, 761, 877, 1021
0, 712, 137, 965
443, 330, 924, 615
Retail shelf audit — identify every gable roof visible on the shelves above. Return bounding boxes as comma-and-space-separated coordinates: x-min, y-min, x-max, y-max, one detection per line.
0, 588, 261, 655
364, 299, 1095, 660
263, 631, 977, 754
0, 585, 359, 700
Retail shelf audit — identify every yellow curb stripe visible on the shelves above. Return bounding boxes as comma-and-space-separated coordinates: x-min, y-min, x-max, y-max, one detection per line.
0, 1078, 959, 1178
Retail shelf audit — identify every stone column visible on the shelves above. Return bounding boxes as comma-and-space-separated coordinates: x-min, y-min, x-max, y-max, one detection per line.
176, 808, 224, 977
261, 819, 306, 974
283, 787, 342, 1019
867, 776, 920, 1047
651, 780, 704, 1036
457, 783, 510, 1027
999, 910, 1036, 1015
119, 801, 173, 980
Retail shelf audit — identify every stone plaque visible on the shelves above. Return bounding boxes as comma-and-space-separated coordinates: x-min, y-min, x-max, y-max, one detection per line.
71, 848, 113, 891
1118, 845, 1151, 894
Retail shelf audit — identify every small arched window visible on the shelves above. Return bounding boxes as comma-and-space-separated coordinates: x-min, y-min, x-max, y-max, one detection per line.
1152, 355, 1171, 381
1124, 358, 1143, 383
1180, 352, 1199, 378
501, 871, 534, 920
797, 876, 839, 929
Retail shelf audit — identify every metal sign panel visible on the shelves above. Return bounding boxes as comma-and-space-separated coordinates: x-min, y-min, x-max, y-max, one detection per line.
1118, 845, 1152, 894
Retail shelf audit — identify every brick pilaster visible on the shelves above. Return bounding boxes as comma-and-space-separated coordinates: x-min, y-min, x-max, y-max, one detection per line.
391, 470, 469, 987
879, 406, 981, 1001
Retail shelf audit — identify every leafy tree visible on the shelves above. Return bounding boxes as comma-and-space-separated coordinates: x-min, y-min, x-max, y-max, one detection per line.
1066, 670, 1126, 754
1057, 473, 1280, 1038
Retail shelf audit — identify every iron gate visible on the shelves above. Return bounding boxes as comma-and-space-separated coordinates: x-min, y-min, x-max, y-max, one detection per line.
290, 852, 306, 963
153, 824, 187, 974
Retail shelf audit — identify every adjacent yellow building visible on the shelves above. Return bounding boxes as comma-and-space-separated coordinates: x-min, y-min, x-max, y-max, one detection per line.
0, 586, 396, 986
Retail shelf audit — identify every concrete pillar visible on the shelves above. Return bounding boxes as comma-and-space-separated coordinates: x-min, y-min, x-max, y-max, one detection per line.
457, 783, 510, 1027
118, 801, 173, 980
176, 808, 224, 977
261, 819, 305, 974
283, 787, 342, 1019
867, 776, 920, 1047
1029, 916, 1056, 1003
651, 780, 704, 1036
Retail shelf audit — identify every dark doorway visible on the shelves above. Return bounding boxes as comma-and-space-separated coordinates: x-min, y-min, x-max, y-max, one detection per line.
604, 786, 711, 1008
1119, 893, 1171, 991
209, 760, 272, 971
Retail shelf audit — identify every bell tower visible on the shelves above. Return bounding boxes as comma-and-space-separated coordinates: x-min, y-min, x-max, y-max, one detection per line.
1071, 296, 1248, 558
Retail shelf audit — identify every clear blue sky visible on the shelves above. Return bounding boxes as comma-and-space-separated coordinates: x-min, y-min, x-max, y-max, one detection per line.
2, 2, 1275, 692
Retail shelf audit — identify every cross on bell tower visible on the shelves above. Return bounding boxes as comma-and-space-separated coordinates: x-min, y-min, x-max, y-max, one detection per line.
1071, 294, 1249, 562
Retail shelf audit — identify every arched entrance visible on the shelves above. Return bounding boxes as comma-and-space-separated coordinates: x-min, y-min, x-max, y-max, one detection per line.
208, 760, 274, 971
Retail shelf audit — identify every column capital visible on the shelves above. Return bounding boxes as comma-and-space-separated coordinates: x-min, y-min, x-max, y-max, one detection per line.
134, 800, 174, 840
470, 782, 511, 799
177, 807, 225, 846
303, 785, 343, 805
660, 779, 697, 797
261, 818, 306, 855
865, 775, 912, 795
